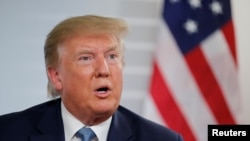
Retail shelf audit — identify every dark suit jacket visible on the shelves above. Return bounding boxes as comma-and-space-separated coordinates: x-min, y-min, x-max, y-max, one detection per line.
0, 98, 183, 141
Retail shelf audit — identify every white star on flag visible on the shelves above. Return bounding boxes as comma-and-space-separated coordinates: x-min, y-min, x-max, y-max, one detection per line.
184, 19, 198, 34
210, 1, 223, 15
170, 0, 180, 3
189, 0, 202, 9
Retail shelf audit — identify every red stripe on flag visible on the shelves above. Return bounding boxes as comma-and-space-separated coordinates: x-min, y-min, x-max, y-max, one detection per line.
185, 46, 236, 124
221, 20, 237, 66
150, 61, 196, 141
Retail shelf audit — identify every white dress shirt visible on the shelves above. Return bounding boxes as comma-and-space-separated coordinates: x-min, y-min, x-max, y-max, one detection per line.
61, 102, 112, 141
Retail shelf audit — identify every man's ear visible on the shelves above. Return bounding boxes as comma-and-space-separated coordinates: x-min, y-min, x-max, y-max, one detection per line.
47, 67, 62, 90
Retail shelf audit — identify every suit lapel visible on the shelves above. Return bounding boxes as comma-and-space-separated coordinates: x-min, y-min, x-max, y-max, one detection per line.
107, 106, 134, 141
30, 99, 65, 141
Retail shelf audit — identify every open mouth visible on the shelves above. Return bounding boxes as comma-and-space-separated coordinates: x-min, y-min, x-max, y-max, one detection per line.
96, 86, 110, 93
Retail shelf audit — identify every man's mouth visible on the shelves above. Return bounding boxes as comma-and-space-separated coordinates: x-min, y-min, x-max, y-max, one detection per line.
94, 86, 111, 98
96, 87, 110, 93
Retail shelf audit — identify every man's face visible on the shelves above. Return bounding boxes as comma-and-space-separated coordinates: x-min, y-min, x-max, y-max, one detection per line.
49, 34, 123, 124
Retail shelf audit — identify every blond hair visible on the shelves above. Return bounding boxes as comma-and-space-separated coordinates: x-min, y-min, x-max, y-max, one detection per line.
44, 15, 129, 97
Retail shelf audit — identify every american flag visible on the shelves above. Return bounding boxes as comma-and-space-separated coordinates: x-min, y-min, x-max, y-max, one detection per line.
143, 0, 241, 140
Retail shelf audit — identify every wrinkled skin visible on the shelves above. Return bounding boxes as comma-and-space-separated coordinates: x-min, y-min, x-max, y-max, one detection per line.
47, 34, 123, 125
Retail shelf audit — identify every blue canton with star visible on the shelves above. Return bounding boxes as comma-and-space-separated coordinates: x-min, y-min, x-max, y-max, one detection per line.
163, 0, 232, 54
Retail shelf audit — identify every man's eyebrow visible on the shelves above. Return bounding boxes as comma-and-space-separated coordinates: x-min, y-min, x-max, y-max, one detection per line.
105, 47, 120, 56
106, 45, 119, 52
75, 47, 94, 56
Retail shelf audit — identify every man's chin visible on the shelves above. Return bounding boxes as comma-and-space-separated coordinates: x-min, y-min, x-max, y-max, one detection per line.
93, 104, 117, 116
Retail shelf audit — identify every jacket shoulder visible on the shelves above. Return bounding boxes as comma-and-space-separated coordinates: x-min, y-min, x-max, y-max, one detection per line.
0, 98, 61, 127
117, 106, 183, 141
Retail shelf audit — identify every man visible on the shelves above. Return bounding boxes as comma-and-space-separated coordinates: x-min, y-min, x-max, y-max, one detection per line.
0, 15, 183, 141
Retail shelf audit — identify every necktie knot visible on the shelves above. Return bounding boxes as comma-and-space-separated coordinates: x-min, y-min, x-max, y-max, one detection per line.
76, 127, 98, 141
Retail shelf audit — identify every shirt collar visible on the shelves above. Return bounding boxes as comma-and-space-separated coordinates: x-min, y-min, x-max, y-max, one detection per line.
61, 101, 112, 141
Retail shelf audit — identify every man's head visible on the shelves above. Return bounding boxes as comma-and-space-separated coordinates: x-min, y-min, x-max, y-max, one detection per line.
44, 15, 129, 125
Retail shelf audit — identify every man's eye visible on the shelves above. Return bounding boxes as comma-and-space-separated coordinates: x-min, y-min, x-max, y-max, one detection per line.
109, 54, 116, 59
79, 56, 93, 63
80, 56, 90, 61
77, 56, 93, 65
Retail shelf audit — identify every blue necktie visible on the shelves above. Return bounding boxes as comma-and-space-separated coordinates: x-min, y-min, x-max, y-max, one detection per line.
76, 127, 98, 141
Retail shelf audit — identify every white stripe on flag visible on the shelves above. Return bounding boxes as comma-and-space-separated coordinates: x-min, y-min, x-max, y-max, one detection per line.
201, 30, 241, 123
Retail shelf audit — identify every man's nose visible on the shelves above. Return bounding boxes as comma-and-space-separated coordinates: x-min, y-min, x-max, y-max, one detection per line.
94, 58, 110, 78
